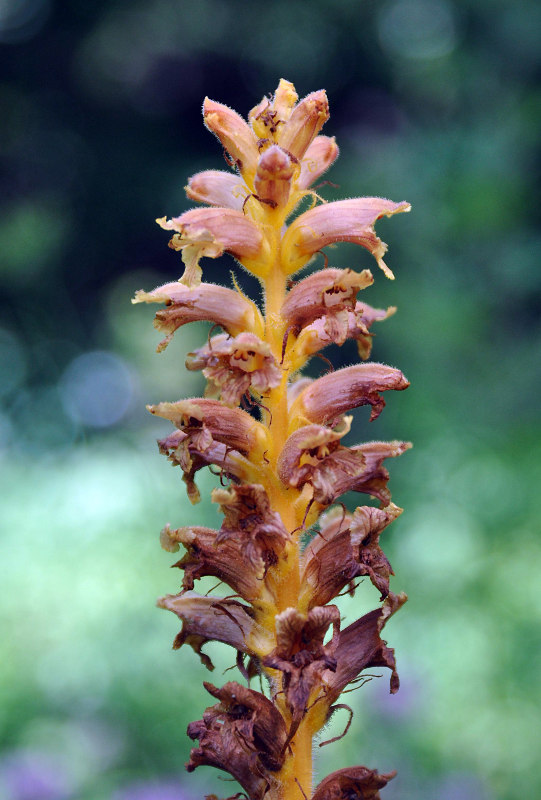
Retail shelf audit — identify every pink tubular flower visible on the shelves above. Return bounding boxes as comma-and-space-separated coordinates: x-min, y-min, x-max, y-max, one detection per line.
289, 363, 410, 427
281, 197, 411, 277
132, 281, 264, 350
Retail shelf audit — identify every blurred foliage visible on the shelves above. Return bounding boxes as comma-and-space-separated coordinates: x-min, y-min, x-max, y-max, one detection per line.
1, 1, 540, 799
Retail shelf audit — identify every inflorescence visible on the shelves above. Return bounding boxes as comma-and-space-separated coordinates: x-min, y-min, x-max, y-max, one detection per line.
134, 79, 411, 800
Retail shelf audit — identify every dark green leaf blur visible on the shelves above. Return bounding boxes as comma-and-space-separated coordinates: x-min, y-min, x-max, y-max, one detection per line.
1, 1, 539, 799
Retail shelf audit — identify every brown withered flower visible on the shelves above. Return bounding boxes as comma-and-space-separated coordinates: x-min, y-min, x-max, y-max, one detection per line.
135, 79, 411, 800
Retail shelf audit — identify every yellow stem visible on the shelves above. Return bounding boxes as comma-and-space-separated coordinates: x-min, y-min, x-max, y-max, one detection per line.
260, 220, 312, 800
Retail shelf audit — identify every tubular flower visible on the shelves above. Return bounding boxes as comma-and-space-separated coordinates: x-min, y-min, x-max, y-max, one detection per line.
186, 332, 282, 406
136, 80, 411, 800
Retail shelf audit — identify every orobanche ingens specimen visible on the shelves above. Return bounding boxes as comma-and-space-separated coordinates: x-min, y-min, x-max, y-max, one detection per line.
134, 80, 411, 800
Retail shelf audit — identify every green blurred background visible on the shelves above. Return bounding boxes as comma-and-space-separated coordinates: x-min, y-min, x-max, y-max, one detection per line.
1, 1, 540, 799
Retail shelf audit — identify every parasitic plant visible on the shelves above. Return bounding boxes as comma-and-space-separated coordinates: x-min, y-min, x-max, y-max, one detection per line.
134, 79, 411, 800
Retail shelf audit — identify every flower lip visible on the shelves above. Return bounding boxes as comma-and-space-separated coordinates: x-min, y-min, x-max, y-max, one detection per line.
157, 207, 266, 260
324, 591, 407, 703
157, 592, 273, 667
162, 523, 268, 602
300, 503, 403, 608
148, 397, 269, 457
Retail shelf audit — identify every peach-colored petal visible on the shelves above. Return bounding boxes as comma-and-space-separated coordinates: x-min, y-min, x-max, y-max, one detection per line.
157, 207, 266, 261
203, 97, 260, 185
281, 197, 411, 277
186, 169, 247, 210
298, 135, 339, 190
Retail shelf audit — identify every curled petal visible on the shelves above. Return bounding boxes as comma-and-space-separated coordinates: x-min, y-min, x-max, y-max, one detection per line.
161, 524, 267, 603
291, 300, 396, 367
158, 430, 256, 503
186, 332, 282, 406
282, 268, 373, 330
281, 197, 411, 277
312, 766, 396, 800
277, 417, 367, 506
263, 605, 340, 741
278, 89, 330, 160
149, 398, 269, 458
203, 98, 260, 184
300, 504, 403, 608
298, 136, 339, 190
290, 363, 410, 427
186, 170, 247, 210
187, 681, 287, 800
157, 593, 273, 668
157, 208, 270, 279
349, 301, 397, 360
350, 441, 412, 505
132, 281, 264, 350
254, 145, 295, 209
324, 592, 407, 703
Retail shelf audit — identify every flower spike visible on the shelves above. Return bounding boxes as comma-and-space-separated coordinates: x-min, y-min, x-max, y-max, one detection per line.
137, 79, 411, 800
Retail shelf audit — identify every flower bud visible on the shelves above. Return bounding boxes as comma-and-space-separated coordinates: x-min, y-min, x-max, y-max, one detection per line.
298, 135, 339, 189
254, 144, 295, 209
203, 97, 260, 185
278, 89, 330, 160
